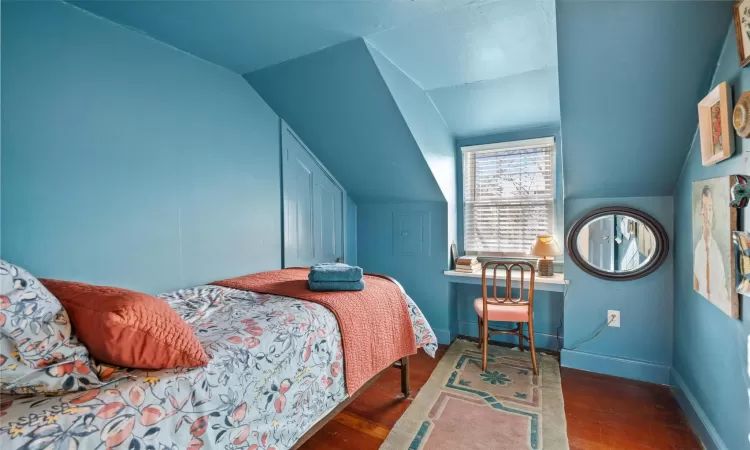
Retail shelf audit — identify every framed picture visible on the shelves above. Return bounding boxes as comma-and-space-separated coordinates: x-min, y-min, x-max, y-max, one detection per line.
735, 0, 750, 67
636, 222, 654, 257
698, 82, 734, 166
692, 176, 740, 318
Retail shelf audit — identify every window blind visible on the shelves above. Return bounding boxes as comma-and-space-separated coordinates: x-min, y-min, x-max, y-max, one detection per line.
462, 138, 555, 256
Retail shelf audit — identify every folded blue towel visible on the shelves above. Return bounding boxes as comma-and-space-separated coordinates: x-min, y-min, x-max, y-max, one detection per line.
308, 279, 365, 292
309, 263, 363, 282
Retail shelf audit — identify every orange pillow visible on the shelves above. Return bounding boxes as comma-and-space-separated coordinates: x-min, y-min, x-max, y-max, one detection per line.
41, 279, 209, 369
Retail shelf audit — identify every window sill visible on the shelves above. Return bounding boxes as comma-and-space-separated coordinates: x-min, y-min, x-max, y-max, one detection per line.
468, 254, 563, 262
463, 255, 564, 272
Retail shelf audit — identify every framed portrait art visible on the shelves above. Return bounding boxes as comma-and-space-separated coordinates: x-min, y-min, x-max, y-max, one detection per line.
698, 82, 734, 166
735, 0, 750, 67
692, 176, 740, 319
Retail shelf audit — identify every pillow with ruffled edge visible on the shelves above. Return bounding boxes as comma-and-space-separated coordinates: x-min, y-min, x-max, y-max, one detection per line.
0, 260, 101, 393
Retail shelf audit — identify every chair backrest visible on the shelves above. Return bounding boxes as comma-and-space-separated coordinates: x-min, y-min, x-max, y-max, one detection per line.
481, 261, 535, 308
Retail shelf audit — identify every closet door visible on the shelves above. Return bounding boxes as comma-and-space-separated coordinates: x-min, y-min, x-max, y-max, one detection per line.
314, 171, 343, 264
282, 124, 344, 267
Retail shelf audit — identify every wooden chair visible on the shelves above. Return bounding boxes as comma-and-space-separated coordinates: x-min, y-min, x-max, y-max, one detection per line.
475, 261, 537, 374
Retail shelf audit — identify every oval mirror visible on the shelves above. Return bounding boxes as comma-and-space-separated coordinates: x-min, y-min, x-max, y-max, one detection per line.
567, 207, 669, 281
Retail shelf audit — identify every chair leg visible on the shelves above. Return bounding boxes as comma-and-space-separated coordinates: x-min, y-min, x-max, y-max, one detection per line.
518, 322, 524, 352
482, 314, 489, 372
528, 318, 538, 375
477, 316, 483, 349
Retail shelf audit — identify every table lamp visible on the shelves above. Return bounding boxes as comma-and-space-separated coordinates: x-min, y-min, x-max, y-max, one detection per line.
530, 234, 562, 277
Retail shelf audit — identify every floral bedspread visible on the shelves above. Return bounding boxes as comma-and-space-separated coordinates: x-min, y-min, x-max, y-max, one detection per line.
0, 285, 437, 450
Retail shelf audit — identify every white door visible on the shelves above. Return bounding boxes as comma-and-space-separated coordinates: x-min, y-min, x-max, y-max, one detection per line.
314, 172, 342, 263
588, 216, 615, 271
282, 124, 344, 267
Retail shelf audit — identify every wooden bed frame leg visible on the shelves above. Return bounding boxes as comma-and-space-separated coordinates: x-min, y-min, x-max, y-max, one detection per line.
400, 356, 410, 398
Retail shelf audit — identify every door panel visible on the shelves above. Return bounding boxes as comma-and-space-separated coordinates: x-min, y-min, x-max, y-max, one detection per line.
588, 216, 615, 271
283, 134, 316, 267
315, 173, 343, 263
282, 125, 344, 267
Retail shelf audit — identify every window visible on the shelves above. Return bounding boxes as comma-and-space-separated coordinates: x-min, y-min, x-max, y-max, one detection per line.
462, 137, 555, 256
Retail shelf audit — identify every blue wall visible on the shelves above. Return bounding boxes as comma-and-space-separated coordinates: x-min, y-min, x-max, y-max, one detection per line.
245, 38, 445, 204
562, 196, 674, 385
672, 25, 750, 450
366, 45, 456, 208
429, 69, 561, 139
367, 44, 457, 249
1, 2, 351, 294
1, 1, 281, 293
357, 202, 454, 344
556, 1, 731, 199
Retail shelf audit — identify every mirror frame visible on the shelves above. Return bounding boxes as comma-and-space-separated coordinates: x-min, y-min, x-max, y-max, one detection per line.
566, 206, 669, 281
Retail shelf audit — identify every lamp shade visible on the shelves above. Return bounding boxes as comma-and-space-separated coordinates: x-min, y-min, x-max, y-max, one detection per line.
529, 234, 562, 257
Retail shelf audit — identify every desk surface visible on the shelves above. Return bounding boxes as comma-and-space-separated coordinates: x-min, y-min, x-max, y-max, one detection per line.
443, 270, 567, 292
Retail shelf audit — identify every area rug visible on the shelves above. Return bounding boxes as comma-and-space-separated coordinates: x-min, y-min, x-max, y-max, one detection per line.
381, 339, 569, 450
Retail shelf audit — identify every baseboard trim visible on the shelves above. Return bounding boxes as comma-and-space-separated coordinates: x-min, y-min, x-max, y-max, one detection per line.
561, 348, 670, 385
671, 369, 727, 450
456, 320, 561, 351
432, 328, 452, 345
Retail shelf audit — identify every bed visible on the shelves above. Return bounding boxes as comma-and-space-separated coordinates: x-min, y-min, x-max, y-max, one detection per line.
0, 282, 437, 450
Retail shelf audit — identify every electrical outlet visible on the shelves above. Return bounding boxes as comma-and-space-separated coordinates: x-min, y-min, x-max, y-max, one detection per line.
607, 310, 620, 327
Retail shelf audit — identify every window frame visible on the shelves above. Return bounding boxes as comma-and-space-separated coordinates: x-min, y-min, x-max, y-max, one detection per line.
461, 137, 557, 258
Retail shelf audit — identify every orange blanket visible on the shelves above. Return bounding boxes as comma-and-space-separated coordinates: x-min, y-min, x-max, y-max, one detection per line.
212, 268, 417, 394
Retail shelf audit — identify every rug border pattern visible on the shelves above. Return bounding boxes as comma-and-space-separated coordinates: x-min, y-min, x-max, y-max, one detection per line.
381, 339, 570, 450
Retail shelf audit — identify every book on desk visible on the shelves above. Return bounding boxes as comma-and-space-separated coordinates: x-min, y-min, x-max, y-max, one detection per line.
455, 256, 481, 273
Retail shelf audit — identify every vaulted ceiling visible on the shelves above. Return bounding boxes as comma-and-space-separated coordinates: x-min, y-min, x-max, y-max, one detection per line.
65, 0, 735, 201
557, 0, 732, 199
71, 0, 477, 74
245, 38, 448, 203
69, 0, 560, 139
365, 0, 559, 137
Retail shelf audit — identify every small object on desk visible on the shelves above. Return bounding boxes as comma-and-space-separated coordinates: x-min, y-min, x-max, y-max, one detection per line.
530, 234, 562, 277
456, 256, 476, 265
450, 242, 458, 270
456, 256, 481, 273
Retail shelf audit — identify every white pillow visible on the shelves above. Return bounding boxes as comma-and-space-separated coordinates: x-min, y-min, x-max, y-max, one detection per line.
0, 260, 101, 393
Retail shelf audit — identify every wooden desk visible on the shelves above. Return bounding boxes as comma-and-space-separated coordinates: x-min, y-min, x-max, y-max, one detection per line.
443, 270, 567, 292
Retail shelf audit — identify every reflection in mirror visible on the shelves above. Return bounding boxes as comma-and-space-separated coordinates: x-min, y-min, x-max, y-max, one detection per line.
575, 215, 657, 274
567, 206, 668, 281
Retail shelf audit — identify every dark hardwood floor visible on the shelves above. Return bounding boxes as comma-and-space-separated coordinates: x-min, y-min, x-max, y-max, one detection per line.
300, 345, 701, 449
563, 368, 700, 450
